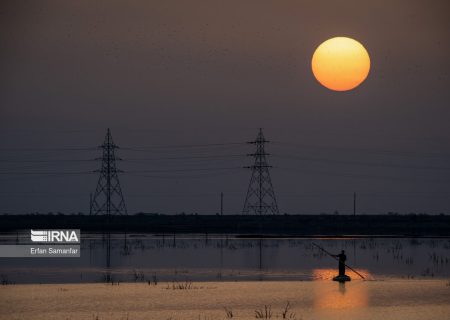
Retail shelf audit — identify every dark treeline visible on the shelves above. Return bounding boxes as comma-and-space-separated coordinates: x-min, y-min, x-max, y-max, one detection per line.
0, 214, 449, 236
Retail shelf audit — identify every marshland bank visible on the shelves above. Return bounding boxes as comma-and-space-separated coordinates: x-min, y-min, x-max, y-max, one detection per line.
1, 280, 449, 320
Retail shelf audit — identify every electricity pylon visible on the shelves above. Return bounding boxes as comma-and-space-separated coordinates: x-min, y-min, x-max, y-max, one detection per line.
242, 128, 279, 215
90, 128, 127, 216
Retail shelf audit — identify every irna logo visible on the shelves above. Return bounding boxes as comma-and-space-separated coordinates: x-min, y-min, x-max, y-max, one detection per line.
30, 230, 80, 243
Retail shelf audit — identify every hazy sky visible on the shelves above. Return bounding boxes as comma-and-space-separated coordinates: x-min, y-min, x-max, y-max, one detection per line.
1, 1, 449, 214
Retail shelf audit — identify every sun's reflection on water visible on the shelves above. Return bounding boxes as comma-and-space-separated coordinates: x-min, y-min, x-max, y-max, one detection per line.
313, 269, 369, 310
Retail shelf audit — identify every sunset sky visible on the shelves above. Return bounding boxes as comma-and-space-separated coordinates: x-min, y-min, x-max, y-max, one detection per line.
1, 1, 449, 214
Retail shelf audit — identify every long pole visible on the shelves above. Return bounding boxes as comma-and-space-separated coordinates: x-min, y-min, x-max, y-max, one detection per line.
312, 243, 365, 279
353, 192, 356, 216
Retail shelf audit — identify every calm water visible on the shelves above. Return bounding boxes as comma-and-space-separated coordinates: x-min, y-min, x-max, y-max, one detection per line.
0, 233, 449, 283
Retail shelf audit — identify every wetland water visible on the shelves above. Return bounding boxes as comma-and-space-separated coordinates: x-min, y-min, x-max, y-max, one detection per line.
0, 234, 449, 283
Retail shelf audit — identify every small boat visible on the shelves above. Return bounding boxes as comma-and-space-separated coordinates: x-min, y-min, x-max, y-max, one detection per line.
333, 274, 351, 282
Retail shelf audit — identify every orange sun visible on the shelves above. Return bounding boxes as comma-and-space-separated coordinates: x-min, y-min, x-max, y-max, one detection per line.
311, 37, 370, 91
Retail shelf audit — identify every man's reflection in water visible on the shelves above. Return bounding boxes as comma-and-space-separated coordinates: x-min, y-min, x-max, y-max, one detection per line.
339, 281, 346, 295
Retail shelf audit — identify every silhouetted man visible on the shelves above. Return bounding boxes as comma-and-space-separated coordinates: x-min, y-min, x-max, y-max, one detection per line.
334, 250, 347, 276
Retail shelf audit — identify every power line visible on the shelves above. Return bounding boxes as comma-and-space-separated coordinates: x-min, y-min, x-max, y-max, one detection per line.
126, 167, 243, 174
0, 159, 94, 163
0, 171, 93, 175
125, 170, 242, 179
0, 147, 97, 151
274, 154, 450, 171
124, 154, 245, 161
121, 142, 245, 151
277, 167, 450, 184
272, 142, 450, 158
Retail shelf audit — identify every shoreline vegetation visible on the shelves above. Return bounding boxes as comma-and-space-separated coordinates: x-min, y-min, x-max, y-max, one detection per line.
0, 214, 449, 236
